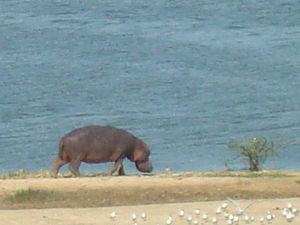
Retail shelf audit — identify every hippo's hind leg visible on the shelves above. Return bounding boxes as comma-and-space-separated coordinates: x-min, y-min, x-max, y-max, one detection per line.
52, 157, 68, 178
68, 159, 81, 177
107, 158, 125, 176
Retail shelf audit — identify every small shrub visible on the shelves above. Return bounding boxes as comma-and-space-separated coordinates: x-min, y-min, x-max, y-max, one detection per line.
228, 137, 277, 171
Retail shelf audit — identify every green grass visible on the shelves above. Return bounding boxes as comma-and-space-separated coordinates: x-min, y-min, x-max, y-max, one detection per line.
0, 169, 299, 180
0, 169, 105, 179
0, 169, 50, 179
160, 170, 297, 178
0, 170, 27, 179
4, 189, 62, 203
238, 171, 290, 178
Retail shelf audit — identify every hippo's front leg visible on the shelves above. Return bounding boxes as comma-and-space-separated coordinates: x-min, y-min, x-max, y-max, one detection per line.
107, 158, 125, 176
118, 164, 125, 175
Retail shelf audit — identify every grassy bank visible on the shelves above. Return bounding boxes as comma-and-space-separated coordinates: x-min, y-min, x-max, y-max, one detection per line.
0, 170, 299, 209
1, 169, 299, 179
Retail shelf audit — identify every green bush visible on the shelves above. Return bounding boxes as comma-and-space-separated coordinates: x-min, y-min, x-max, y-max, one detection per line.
228, 137, 277, 171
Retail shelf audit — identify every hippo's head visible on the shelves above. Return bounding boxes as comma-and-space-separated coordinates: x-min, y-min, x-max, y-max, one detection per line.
135, 158, 153, 173
129, 140, 153, 173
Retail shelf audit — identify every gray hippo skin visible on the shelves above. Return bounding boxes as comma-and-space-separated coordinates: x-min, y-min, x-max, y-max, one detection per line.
52, 125, 153, 177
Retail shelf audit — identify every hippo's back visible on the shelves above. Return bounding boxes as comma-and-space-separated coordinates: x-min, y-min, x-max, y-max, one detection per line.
63, 125, 134, 141
60, 125, 138, 154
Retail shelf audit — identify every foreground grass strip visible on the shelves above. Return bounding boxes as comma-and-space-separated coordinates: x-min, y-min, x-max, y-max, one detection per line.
0, 170, 102, 179
0, 170, 51, 179
0, 170, 299, 180
161, 171, 296, 178
4, 189, 63, 203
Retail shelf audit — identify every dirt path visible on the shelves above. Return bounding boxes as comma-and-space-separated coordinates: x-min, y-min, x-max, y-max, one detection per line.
1, 198, 300, 225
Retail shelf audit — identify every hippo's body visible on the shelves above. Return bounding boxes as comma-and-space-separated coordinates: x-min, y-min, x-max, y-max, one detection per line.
52, 125, 152, 176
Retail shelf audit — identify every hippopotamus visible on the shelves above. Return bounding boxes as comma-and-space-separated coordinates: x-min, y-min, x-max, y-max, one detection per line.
52, 125, 152, 177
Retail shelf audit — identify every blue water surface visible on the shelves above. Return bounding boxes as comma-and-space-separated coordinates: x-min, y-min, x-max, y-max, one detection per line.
0, 0, 300, 174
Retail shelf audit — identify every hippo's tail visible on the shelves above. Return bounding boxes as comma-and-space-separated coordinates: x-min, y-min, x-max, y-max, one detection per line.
58, 140, 65, 160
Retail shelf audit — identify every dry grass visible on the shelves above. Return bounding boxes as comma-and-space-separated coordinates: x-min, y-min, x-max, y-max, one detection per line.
4, 189, 63, 203
0, 169, 297, 179
0, 170, 299, 209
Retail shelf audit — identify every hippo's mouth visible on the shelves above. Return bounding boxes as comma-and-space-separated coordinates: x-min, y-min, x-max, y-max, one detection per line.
135, 160, 153, 173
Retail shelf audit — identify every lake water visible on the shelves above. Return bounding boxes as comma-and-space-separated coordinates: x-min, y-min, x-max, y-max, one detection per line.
1, 0, 300, 174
